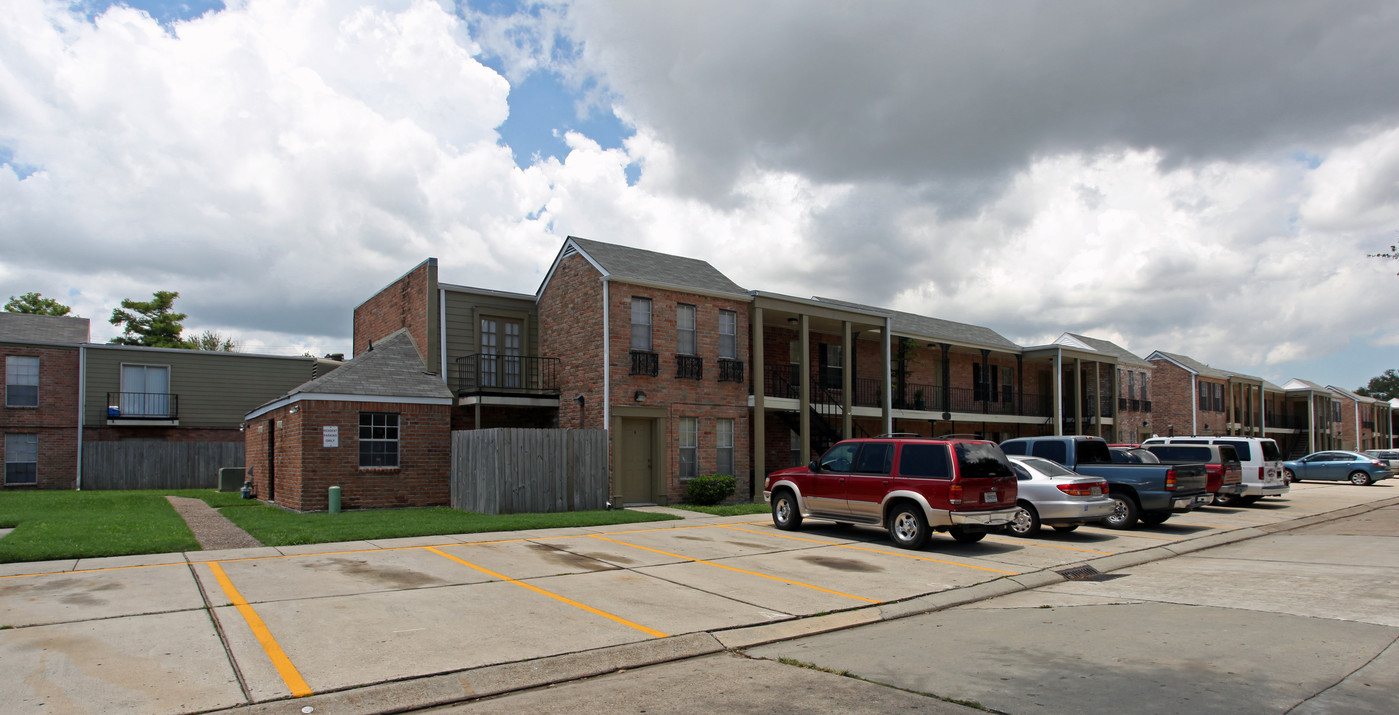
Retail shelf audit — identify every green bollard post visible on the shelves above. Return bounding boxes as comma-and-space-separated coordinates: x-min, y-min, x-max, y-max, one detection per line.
329, 485, 341, 514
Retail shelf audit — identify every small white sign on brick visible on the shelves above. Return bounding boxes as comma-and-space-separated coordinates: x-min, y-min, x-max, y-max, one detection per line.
323, 425, 339, 448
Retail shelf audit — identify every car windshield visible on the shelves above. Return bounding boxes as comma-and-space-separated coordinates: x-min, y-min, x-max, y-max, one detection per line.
954, 442, 1015, 479
1023, 457, 1076, 477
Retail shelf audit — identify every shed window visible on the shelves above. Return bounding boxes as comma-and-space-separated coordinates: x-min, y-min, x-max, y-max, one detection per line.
359, 413, 399, 468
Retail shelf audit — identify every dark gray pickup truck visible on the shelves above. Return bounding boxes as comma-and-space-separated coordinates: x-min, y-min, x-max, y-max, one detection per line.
1000, 436, 1209, 529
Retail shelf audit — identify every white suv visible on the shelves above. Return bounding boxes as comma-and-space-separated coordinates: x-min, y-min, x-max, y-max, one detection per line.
1141, 436, 1287, 505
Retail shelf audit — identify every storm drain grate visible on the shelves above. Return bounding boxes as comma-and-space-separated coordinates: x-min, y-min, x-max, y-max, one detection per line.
1055, 564, 1127, 582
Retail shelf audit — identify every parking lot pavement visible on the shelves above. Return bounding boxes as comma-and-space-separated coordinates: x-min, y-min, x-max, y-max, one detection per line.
748, 498, 1399, 715
0, 483, 1396, 713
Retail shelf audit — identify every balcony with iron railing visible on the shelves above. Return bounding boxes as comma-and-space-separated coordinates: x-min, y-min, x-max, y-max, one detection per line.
718, 358, 745, 383
759, 365, 1050, 418
629, 350, 659, 377
107, 392, 178, 420
454, 354, 560, 397
675, 354, 703, 380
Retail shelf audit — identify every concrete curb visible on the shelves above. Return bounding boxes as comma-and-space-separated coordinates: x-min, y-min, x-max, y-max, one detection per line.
217, 633, 725, 714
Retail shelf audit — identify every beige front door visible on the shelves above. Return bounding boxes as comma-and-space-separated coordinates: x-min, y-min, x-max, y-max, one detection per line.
619, 418, 655, 504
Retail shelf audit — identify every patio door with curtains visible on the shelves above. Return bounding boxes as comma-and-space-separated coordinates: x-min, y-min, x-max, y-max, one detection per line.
480, 319, 523, 388
120, 364, 170, 417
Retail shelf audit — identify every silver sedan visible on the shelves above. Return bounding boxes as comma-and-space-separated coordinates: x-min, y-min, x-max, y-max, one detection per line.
1006, 455, 1116, 537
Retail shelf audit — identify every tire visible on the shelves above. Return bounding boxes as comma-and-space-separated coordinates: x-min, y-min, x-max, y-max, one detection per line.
1140, 511, 1171, 526
1285, 469, 1298, 484
1101, 492, 1139, 529
1008, 502, 1041, 538
771, 490, 802, 531
950, 529, 986, 544
1214, 493, 1243, 507
887, 503, 930, 549
1350, 471, 1373, 486
1051, 525, 1079, 533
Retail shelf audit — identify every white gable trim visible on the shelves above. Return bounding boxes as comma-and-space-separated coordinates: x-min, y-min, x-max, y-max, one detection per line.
537, 237, 609, 299
1053, 333, 1095, 351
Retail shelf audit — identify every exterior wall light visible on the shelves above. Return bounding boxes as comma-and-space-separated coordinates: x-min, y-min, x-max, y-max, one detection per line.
634, 390, 647, 403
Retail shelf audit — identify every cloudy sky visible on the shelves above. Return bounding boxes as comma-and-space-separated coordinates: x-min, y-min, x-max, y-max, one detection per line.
3, 0, 1397, 389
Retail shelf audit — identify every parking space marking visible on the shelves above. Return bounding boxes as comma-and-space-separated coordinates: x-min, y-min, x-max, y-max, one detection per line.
1074, 527, 1180, 540
718, 526, 1024, 573
206, 561, 312, 698
588, 534, 881, 603
424, 547, 669, 638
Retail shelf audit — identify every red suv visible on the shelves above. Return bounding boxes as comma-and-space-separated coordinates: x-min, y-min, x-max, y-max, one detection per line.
764, 435, 1019, 548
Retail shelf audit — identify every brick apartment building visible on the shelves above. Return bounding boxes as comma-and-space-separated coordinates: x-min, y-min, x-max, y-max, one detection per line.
2, 313, 86, 489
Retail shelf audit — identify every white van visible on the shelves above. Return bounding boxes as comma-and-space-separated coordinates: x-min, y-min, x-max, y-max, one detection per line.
1140, 436, 1287, 505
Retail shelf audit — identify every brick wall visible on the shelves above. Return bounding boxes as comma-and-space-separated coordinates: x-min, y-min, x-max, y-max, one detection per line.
245, 399, 451, 511
539, 253, 606, 430
451, 405, 558, 431
1149, 358, 1197, 436
2, 345, 80, 489
608, 282, 751, 501
353, 259, 434, 361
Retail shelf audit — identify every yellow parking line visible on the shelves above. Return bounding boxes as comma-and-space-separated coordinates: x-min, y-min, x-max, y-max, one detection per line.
588, 534, 880, 603
424, 547, 668, 639
206, 562, 312, 698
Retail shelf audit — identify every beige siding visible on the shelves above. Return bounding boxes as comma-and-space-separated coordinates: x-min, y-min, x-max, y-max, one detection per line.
442, 290, 541, 380
83, 347, 323, 427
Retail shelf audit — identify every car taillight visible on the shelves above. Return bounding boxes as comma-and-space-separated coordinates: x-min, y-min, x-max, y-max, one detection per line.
1165, 468, 1177, 491
1371, 461, 1385, 468
1057, 482, 1106, 497
949, 484, 963, 505
1258, 466, 1264, 481
1206, 464, 1222, 477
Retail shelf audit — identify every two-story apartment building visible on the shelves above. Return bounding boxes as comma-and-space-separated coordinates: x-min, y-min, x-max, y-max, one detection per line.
2, 311, 339, 490
2, 313, 87, 489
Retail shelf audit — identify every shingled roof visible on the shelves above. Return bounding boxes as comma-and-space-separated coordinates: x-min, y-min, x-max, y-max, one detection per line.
812, 297, 1021, 351
1147, 351, 1236, 380
1060, 333, 1152, 368
0, 313, 90, 345
246, 330, 451, 419
560, 237, 748, 297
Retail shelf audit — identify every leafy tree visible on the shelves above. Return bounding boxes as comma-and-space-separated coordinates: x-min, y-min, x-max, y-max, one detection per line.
5, 292, 72, 316
109, 291, 189, 348
1356, 369, 1399, 402
188, 330, 238, 352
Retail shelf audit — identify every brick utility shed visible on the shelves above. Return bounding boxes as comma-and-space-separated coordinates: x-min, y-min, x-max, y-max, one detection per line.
244, 330, 453, 511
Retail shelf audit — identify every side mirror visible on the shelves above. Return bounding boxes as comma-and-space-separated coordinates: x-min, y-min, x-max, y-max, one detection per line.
809, 460, 820, 472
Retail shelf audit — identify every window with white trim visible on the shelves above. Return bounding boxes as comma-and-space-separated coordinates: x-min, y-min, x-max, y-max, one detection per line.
4, 433, 38, 485
119, 364, 172, 417
677, 304, 697, 355
716, 418, 734, 476
630, 297, 652, 351
678, 417, 698, 479
718, 310, 737, 359
359, 412, 399, 468
6, 356, 39, 407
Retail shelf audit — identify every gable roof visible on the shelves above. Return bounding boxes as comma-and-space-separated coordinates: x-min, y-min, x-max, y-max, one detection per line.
245, 330, 451, 419
1058, 333, 1152, 368
542, 236, 748, 298
0, 313, 90, 345
1283, 378, 1328, 392
812, 297, 1021, 351
1146, 351, 1232, 379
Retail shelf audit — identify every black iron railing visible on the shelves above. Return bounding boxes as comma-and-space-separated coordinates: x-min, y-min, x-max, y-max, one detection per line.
718, 358, 744, 383
107, 392, 178, 419
630, 350, 659, 377
454, 354, 560, 396
675, 355, 703, 380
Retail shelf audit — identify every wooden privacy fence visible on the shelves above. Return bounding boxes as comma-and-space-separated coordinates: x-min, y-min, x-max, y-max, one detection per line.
451, 428, 608, 514
82, 441, 245, 490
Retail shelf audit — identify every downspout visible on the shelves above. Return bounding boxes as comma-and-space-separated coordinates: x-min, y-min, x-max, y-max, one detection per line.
1307, 395, 1316, 453
1354, 399, 1361, 451
439, 289, 448, 385
602, 279, 611, 431
76, 344, 86, 490
1190, 374, 1198, 435
1052, 349, 1062, 436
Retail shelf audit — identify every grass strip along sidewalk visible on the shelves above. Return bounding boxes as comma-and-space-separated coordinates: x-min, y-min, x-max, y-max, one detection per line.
0, 490, 677, 564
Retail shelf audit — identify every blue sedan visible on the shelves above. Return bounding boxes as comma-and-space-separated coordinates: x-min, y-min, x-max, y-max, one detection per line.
1283, 451, 1394, 486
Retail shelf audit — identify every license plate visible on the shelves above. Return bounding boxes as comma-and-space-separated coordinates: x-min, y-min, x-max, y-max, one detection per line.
982, 491, 997, 503
1091, 487, 1102, 496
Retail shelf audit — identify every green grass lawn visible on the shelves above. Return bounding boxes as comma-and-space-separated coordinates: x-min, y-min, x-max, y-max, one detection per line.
0, 490, 677, 563
668, 502, 770, 516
